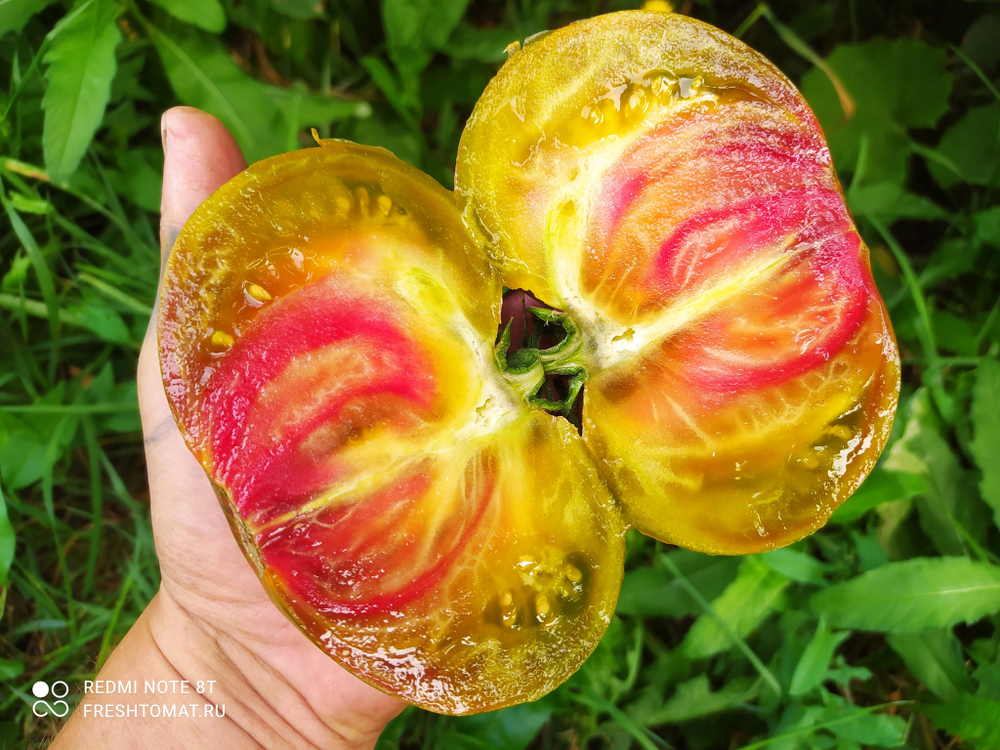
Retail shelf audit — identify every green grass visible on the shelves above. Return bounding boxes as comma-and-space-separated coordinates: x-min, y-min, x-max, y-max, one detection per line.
2, 0, 1000, 748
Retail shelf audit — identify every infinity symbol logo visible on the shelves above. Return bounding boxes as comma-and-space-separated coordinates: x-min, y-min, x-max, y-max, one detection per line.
31, 680, 70, 718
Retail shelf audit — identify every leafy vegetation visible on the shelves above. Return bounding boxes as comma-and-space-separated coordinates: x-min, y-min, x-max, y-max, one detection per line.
1, 0, 999, 747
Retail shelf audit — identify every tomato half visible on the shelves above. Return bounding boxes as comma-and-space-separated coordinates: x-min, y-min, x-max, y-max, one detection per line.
160, 143, 625, 714
456, 11, 899, 554
159, 11, 898, 714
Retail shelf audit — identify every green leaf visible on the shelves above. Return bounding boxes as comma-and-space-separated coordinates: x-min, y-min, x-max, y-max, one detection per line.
383, 0, 472, 73
630, 674, 757, 725
829, 466, 926, 524
974, 661, 1000, 701
360, 54, 420, 123
962, 12, 1000, 70
922, 693, 1000, 749
0, 658, 24, 681
454, 700, 553, 750
682, 557, 789, 659
148, 0, 227, 33
759, 547, 828, 585
822, 696, 907, 747
847, 182, 950, 222
789, 619, 851, 695
971, 358, 1000, 529
0, 0, 58, 37
64, 302, 130, 344
801, 39, 953, 185
0, 482, 15, 586
107, 148, 163, 213
9, 192, 52, 215
445, 22, 517, 63
928, 104, 1000, 188
149, 20, 279, 162
42, 0, 122, 184
0, 419, 47, 490
811, 557, 1000, 632
150, 21, 366, 163
617, 550, 741, 618
271, 84, 372, 152
887, 629, 975, 701
976, 206, 1000, 249
934, 311, 982, 357
883, 390, 973, 556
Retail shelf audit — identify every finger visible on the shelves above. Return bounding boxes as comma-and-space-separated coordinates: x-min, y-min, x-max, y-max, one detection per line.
139, 108, 246, 456
159, 106, 247, 263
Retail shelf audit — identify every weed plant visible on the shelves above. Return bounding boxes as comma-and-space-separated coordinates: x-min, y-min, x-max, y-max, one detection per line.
1, 0, 999, 748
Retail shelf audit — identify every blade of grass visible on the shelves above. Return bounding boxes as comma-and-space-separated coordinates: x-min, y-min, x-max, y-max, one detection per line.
950, 44, 1000, 104
97, 448, 143, 515
760, 5, 854, 120
0, 293, 142, 351
737, 701, 913, 749
81, 416, 103, 596
733, 4, 767, 39
0, 403, 138, 413
2, 37, 52, 121
659, 552, 783, 697
1, 159, 157, 256
40, 414, 80, 637
1, 181, 60, 372
570, 691, 672, 750
96, 572, 133, 670
865, 213, 955, 422
77, 272, 153, 316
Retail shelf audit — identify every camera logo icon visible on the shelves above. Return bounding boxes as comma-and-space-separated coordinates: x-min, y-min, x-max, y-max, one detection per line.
31, 680, 70, 718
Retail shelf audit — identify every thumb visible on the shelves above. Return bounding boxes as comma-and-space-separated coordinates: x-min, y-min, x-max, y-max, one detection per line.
138, 107, 246, 475
158, 106, 247, 263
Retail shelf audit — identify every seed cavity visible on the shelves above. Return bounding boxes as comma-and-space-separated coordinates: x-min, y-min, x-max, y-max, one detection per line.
485, 549, 590, 631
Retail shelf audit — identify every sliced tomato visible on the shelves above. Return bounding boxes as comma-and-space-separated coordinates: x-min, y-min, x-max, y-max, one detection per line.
159, 141, 626, 714
456, 11, 900, 553
161, 9, 901, 715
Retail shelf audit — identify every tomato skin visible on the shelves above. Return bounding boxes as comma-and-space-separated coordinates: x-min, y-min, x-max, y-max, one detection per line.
159, 141, 626, 714
457, 10, 900, 553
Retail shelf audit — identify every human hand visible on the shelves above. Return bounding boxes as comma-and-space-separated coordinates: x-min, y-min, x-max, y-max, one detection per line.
52, 107, 403, 749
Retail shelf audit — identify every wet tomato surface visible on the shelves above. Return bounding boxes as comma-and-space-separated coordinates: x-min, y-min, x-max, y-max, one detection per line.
159, 11, 898, 714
